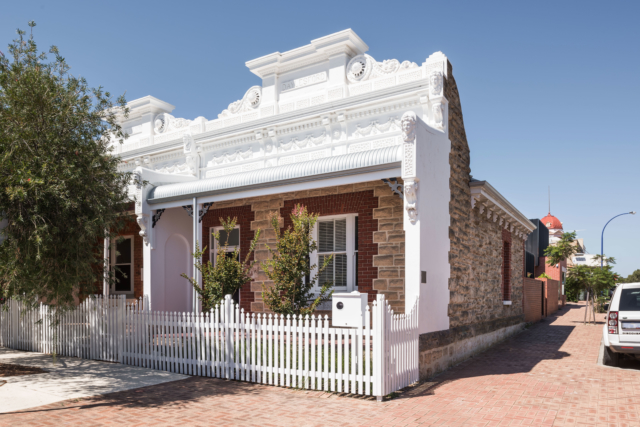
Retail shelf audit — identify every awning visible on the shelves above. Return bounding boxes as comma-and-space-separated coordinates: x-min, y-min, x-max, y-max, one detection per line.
147, 145, 402, 204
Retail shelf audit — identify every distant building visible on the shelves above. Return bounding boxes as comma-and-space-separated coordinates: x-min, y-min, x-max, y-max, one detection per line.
570, 253, 605, 268
541, 212, 563, 244
524, 219, 549, 278
525, 214, 567, 295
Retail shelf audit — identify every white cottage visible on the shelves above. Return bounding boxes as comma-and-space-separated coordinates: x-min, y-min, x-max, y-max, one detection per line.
109, 29, 535, 378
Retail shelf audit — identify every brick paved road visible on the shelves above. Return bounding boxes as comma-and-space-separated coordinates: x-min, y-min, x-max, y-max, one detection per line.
2, 303, 640, 427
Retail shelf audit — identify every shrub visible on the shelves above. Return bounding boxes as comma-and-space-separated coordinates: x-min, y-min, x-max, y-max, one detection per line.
261, 205, 333, 316
183, 217, 260, 312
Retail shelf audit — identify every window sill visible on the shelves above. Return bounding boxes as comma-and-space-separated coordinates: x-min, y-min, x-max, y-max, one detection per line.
502, 300, 512, 306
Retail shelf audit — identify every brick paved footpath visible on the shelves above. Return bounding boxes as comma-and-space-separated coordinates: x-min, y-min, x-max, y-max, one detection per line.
2, 302, 640, 427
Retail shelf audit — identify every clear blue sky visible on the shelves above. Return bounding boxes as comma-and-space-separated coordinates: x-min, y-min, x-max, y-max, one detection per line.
3, 1, 639, 276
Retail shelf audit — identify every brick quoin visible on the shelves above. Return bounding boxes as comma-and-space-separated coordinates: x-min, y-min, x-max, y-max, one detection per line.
201, 205, 256, 313
502, 228, 512, 301
281, 190, 379, 303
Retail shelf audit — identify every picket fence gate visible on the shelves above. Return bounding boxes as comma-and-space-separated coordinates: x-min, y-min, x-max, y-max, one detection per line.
0, 294, 418, 399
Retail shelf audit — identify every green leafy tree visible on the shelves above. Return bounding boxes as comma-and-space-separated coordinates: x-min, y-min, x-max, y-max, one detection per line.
565, 256, 617, 322
0, 22, 130, 311
544, 231, 577, 266
261, 205, 333, 316
591, 254, 617, 269
182, 217, 260, 312
619, 269, 640, 284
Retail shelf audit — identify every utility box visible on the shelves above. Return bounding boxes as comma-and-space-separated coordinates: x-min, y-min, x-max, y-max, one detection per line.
332, 291, 368, 328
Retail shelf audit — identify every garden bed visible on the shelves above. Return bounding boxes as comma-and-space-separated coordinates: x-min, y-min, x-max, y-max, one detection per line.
0, 362, 47, 377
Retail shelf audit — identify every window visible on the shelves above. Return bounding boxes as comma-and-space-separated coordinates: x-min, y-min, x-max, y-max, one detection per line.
210, 226, 241, 303
502, 239, 511, 301
312, 215, 358, 293
111, 236, 133, 294
619, 289, 640, 312
209, 226, 240, 264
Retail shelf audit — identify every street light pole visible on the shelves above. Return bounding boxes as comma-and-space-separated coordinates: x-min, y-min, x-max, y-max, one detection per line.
601, 211, 636, 269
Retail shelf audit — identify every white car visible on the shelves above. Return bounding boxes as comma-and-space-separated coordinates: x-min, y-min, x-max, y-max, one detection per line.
603, 282, 640, 366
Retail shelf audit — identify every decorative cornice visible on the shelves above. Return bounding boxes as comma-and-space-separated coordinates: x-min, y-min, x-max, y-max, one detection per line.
246, 29, 368, 79
117, 76, 431, 160
470, 180, 535, 239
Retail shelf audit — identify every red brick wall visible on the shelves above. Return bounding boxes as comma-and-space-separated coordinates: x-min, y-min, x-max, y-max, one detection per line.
523, 278, 543, 323
523, 277, 559, 322
544, 279, 559, 316
502, 228, 512, 301
535, 257, 566, 282
201, 205, 256, 313
281, 191, 379, 303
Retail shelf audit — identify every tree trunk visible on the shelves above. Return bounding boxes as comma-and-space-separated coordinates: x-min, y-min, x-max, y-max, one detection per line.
583, 290, 590, 325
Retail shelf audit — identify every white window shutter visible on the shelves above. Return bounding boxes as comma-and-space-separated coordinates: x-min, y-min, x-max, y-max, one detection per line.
319, 221, 334, 252
335, 219, 346, 252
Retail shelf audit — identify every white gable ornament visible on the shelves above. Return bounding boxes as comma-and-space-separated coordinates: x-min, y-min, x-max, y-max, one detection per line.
346, 54, 418, 83
153, 113, 192, 135
218, 86, 262, 118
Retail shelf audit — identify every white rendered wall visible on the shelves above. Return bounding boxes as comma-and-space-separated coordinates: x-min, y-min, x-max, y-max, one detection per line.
404, 119, 451, 335
148, 207, 193, 312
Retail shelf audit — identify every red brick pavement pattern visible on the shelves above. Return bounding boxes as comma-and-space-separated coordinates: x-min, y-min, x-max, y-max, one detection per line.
3, 303, 640, 426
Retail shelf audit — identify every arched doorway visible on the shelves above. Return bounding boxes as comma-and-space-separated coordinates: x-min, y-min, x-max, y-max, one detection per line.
164, 233, 191, 312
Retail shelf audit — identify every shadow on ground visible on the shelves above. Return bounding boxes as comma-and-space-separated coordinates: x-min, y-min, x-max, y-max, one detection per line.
0, 304, 591, 412
4, 376, 258, 415
390, 305, 580, 401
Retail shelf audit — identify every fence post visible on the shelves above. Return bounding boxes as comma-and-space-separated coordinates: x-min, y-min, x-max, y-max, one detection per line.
118, 295, 125, 363
373, 293, 387, 401
224, 294, 232, 380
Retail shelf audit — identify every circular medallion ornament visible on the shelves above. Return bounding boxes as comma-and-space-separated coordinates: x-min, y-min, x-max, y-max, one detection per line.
247, 88, 261, 107
346, 55, 372, 83
153, 115, 167, 134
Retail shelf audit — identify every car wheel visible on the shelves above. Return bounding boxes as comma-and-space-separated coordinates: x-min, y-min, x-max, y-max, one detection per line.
603, 345, 619, 367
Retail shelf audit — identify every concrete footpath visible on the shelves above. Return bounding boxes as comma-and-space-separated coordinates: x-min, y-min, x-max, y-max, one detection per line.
0, 347, 186, 413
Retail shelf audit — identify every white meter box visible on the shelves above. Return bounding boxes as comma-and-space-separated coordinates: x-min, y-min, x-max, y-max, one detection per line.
332, 291, 368, 328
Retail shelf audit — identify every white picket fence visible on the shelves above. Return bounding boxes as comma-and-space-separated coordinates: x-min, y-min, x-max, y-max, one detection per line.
0, 294, 418, 399
0, 296, 139, 362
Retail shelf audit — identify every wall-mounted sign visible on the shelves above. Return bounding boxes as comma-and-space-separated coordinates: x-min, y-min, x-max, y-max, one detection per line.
281, 71, 327, 92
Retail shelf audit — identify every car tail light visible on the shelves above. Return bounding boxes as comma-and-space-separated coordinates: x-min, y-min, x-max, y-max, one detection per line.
608, 311, 618, 334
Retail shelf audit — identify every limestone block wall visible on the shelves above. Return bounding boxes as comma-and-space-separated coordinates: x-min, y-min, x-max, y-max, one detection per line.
418, 63, 526, 379
371, 179, 406, 314
445, 65, 525, 330
451, 208, 525, 326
